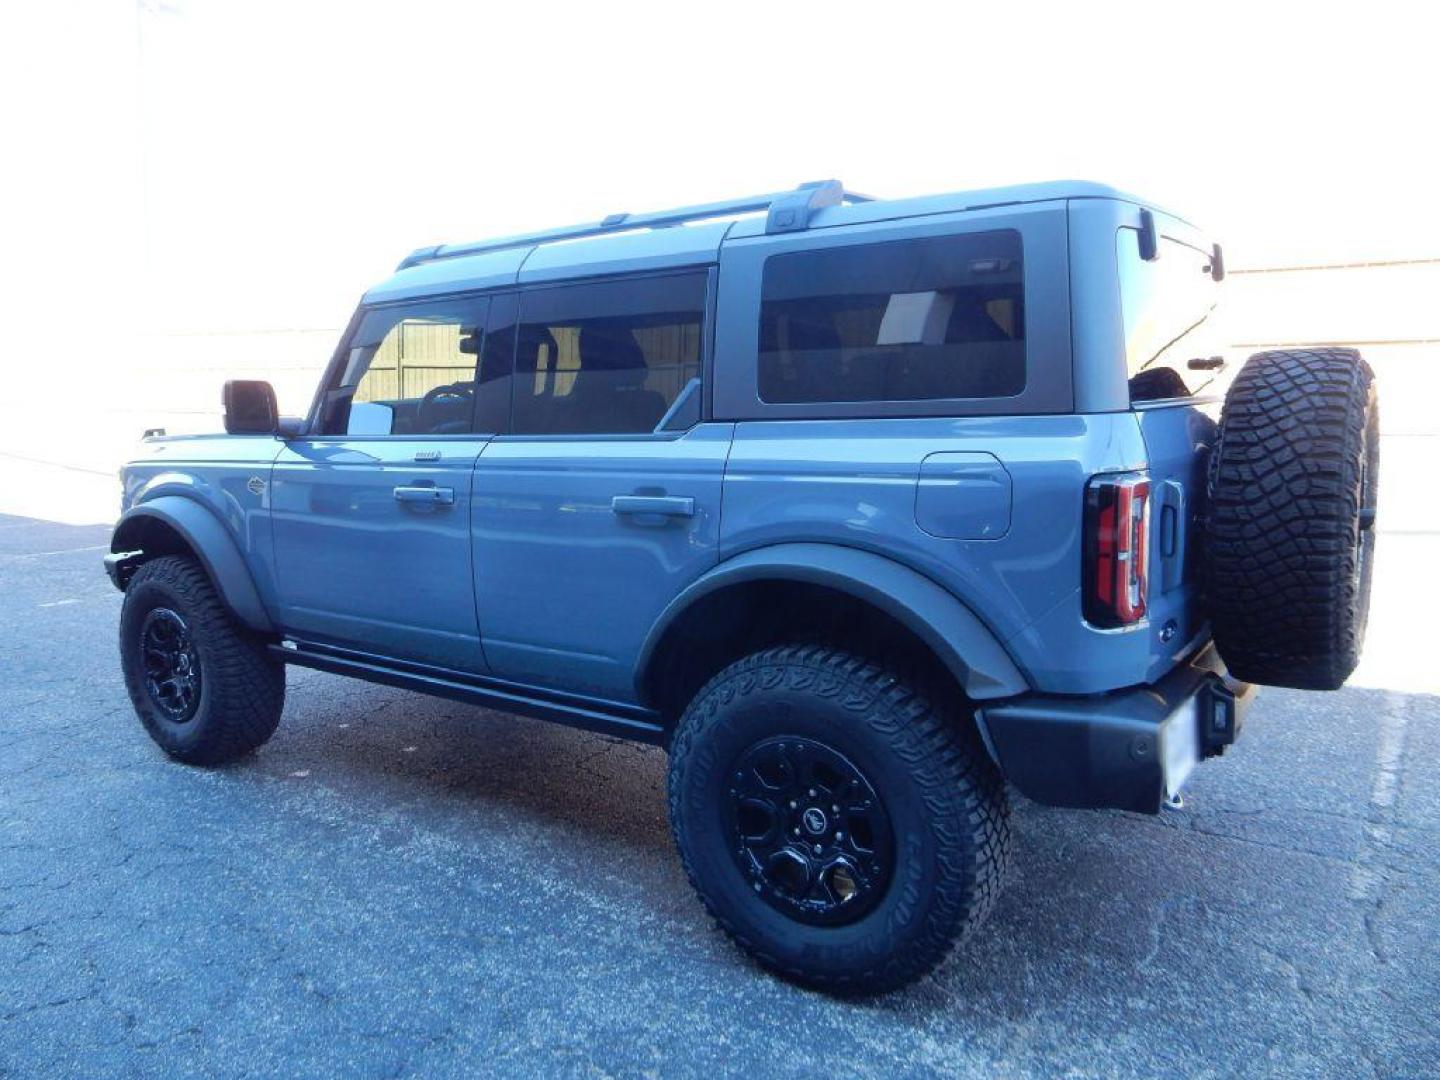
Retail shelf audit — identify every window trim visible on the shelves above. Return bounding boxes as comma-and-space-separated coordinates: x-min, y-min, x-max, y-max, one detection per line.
303, 265, 717, 441
754, 229, 1027, 407
712, 203, 1072, 421
493, 265, 717, 443
302, 290, 495, 440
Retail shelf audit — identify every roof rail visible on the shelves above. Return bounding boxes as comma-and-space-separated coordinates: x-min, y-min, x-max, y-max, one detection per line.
395, 180, 875, 271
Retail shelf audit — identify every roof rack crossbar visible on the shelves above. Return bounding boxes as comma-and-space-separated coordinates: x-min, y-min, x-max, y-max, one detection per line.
396, 180, 875, 271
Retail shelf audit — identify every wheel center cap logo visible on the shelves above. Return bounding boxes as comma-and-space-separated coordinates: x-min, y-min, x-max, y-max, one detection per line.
802, 808, 828, 835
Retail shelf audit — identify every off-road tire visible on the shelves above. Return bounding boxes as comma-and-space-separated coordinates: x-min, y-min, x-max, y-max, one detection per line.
667, 645, 1011, 995
120, 555, 285, 764
1205, 347, 1379, 690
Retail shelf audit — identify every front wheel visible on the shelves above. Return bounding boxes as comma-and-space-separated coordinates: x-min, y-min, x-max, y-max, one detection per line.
667, 645, 1011, 995
119, 555, 285, 765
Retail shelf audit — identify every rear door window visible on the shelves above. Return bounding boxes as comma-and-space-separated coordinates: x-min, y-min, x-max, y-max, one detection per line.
510, 272, 706, 435
757, 231, 1025, 404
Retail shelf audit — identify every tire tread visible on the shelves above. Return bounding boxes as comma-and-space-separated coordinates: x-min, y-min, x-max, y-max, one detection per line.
1205, 347, 1377, 689
121, 555, 284, 764
667, 644, 1010, 995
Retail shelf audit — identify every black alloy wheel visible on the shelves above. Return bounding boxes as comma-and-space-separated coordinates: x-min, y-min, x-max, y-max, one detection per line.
726, 735, 894, 926
139, 607, 202, 723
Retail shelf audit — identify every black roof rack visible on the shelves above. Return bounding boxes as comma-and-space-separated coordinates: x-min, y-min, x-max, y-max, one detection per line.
396, 180, 875, 271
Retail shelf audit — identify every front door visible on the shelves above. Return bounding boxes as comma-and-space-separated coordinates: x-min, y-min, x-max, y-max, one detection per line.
471, 270, 730, 701
271, 290, 508, 672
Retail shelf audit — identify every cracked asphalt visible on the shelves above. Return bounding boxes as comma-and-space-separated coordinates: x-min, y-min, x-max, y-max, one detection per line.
2, 508, 1438, 1078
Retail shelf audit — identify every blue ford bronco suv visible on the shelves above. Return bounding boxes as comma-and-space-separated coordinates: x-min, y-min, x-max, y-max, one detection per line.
106, 180, 1379, 994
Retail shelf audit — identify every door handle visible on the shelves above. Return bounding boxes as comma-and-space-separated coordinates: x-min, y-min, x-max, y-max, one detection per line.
611, 495, 695, 518
393, 485, 455, 507
1158, 480, 1186, 592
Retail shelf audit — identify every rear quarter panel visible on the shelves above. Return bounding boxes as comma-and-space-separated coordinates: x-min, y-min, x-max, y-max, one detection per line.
720, 414, 1178, 694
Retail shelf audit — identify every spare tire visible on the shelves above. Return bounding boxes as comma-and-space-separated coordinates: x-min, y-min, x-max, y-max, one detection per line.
1205, 347, 1379, 690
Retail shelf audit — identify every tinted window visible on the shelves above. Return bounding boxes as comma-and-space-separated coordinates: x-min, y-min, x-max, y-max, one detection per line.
758, 231, 1025, 404
325, 295, 490, 436
1117, 230, 1228, 402
511, 273, 706, 435
473, 293, 517, 434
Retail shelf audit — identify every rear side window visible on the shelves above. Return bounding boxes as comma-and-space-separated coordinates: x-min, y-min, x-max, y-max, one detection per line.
511, 272, 706, 435
1117, 230, 1227, 403
758, 231, 1025, 404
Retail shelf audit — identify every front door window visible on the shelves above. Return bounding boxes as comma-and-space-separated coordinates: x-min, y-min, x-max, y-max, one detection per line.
320, 294, 492, 436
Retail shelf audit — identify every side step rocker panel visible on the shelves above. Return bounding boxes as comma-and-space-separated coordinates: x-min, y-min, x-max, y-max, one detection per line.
273, 641, 666, 745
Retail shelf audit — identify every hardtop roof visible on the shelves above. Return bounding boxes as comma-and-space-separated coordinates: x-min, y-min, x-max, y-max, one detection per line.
363, 180, 1179, 305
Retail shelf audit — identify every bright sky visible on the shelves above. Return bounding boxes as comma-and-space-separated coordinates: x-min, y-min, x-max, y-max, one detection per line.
3, 0, 1435, 339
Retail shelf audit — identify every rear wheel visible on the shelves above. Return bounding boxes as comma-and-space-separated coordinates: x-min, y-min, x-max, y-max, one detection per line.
667, 645, 1010, 995
120, 555, 285, 764
1205, 347, 1379, 689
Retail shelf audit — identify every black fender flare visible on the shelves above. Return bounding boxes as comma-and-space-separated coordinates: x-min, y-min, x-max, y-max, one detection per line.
109, 495, 276, 634
635, 542, 1028, 703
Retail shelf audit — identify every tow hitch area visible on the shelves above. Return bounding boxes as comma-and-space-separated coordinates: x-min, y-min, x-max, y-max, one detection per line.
977, 644, 1256, 814
1200, 676, 1251, 758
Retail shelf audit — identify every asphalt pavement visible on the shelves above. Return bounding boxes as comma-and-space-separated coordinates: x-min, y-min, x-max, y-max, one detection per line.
2, 506, 1437, 1078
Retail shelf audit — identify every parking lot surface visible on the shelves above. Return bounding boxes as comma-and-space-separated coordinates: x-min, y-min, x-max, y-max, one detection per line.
2, 501, 1437, 1078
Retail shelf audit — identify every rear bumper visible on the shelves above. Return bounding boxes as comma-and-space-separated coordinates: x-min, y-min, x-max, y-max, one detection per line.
976, 642, 1255, 814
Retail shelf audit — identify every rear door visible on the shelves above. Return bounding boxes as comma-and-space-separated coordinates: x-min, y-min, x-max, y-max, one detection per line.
1116, 225, 1232, 648
270, 291, 509, 672
471, 269, 731, 702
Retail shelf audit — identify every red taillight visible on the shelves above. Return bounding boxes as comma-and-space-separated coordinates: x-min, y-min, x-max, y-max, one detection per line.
1084, 472, 1151, 627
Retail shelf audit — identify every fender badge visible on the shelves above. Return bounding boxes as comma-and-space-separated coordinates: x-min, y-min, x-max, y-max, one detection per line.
247, 476, 266, 496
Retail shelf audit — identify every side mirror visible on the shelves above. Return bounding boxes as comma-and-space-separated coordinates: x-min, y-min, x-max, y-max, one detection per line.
222, 380, 279, 435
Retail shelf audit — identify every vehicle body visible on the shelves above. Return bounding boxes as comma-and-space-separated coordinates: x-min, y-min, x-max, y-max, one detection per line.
107, 179, 1377, 993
